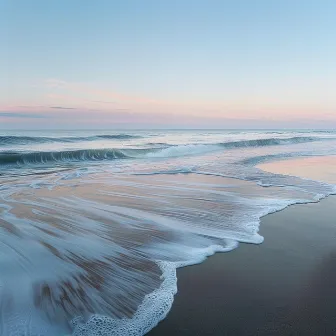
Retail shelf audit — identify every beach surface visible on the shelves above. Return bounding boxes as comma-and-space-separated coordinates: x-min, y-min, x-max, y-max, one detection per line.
148, 156, 336, 336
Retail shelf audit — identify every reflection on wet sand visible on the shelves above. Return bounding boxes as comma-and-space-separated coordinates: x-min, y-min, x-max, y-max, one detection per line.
286, 250, 336, 335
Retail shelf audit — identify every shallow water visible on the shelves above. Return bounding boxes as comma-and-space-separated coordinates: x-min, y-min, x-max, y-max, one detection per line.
0, 129, 336, 335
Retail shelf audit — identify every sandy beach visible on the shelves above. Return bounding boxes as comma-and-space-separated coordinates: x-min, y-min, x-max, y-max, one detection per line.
148, 156, 336, 335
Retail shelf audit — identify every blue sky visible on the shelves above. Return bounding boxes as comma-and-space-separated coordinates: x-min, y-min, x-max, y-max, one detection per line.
1, 0, 336, 129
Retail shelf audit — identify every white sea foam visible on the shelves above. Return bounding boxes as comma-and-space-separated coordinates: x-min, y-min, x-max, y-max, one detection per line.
71, 242, 238, 336
144, 144, 220, 158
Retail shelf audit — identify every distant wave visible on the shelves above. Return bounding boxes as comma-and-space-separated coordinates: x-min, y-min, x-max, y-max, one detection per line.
218, 136, 326, 148
95, 134, 143, 140
0, 136, 333, 167
0, 134, 142, 145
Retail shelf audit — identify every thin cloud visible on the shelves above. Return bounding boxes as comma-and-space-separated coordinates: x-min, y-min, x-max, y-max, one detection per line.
0, 112, 47, 119
45, 78, 68, 88
49, 106, 76, 110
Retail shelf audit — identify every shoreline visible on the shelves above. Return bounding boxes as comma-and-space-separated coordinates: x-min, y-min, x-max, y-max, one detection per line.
148, 156, 336, 335
258, 155, 336, 184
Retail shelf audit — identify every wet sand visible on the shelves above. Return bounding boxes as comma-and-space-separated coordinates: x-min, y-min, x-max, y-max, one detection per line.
148, 156, 336, 336
259, 156, 336, 184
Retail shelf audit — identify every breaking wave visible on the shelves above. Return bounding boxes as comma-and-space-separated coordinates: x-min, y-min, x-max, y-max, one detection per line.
0, 149, 132, 166
0, 136, 332, 167
0, 134, 142, 145
218, 136, 328, 148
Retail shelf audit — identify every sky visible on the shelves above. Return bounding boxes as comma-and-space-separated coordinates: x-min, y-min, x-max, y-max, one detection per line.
1, 0, 336, 129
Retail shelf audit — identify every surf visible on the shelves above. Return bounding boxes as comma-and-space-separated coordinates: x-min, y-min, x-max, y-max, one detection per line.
0, 134, 143, 145
0, 135, 333, 168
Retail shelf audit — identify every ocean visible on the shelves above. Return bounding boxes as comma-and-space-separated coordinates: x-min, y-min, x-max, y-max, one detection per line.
0, 129, 336, 335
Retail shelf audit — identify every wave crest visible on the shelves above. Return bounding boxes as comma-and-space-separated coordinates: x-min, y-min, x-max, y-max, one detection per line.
0, 136, 331, 167
0, 134, 142, 145
219, 136, 324, 148
0, 149, 131, 165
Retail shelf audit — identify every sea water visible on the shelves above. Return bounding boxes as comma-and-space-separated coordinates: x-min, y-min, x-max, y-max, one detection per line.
0, 129, 335, 335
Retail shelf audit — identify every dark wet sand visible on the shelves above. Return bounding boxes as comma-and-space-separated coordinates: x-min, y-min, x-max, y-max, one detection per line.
148, 157, 336, 336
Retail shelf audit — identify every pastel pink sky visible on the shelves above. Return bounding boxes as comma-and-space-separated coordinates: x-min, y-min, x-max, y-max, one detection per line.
1, 78, 335, 129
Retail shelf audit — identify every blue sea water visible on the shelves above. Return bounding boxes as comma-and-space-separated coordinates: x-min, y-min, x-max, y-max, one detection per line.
0, 129, 335, 335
